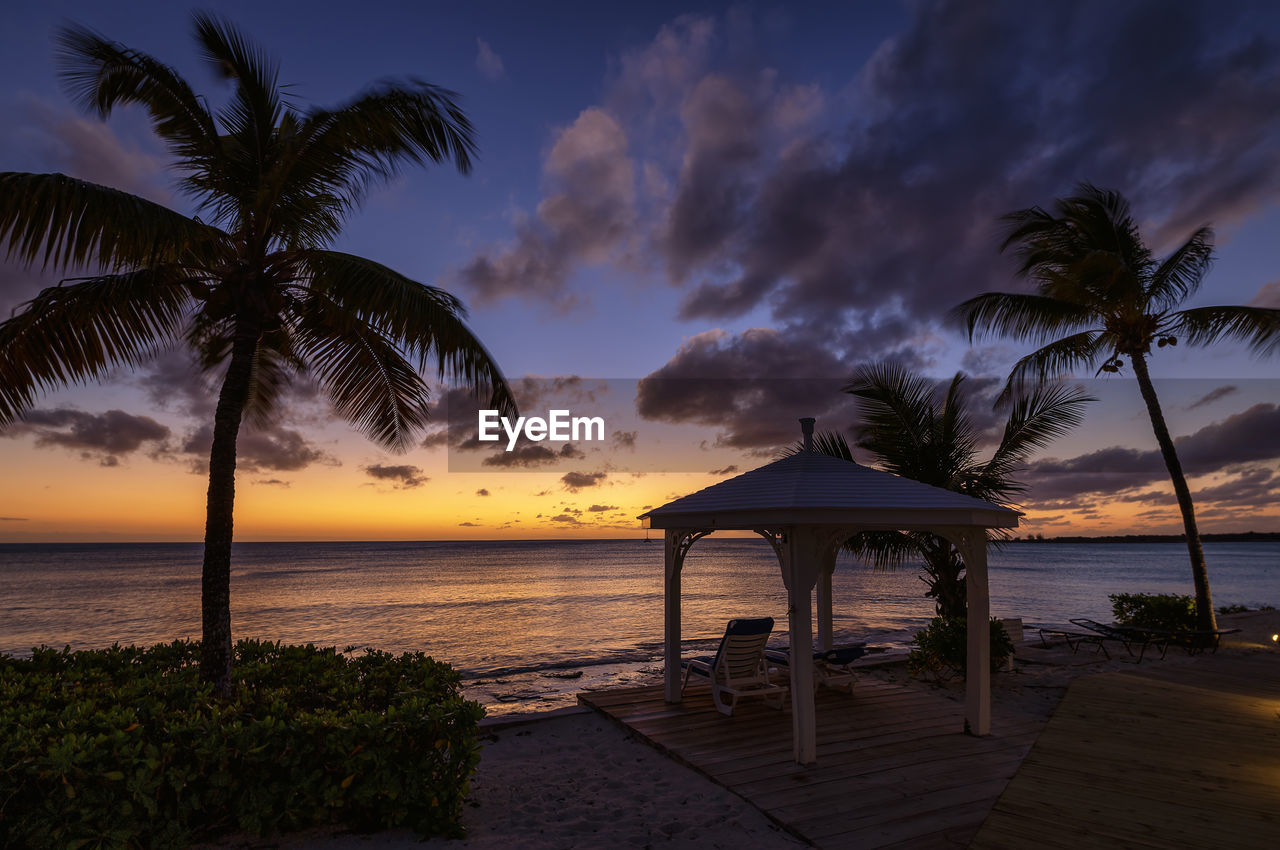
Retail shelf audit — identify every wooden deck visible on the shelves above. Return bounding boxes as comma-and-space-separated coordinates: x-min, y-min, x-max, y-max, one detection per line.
580, 678, 1046, 848
973, 653, 1280, 849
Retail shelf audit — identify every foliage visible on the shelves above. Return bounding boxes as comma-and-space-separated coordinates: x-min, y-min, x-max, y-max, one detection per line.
1217, 603, 1250, 615
787, 363, 1091, 620
1109, 592, 1197, 631
955, 184, 1280, 633
0, 14, 516, 690
907, 617, 1014, 680
0, 641, 483, 847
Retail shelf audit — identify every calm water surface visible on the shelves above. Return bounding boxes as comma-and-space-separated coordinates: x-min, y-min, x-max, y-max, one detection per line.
2, 539, 1275, 676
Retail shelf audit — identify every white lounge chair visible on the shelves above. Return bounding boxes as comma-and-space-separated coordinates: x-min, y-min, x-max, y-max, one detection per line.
681, 617, 787, 716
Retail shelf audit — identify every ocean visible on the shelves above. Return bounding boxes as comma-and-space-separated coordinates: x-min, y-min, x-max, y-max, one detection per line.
2, 539, 1276, 714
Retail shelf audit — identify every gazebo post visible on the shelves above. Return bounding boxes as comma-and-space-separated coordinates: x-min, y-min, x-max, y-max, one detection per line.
785, 527, 821, 764
959, 530, 991, 736
663, 529, 683, 703
816, 546, 836, 652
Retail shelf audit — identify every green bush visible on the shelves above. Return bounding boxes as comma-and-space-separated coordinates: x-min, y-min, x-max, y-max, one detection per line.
1109, 592, 1197, 631
907, 617, 1014, 680
0, 640, 483, 847
1217, 603, 1249, 615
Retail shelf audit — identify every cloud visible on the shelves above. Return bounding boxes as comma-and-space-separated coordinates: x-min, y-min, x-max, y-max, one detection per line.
1187, 385, 1238, 410
1247, 279, 1280, 308
481, 442, 585, 468
586, 504, 618, 512
460, 4, 1280, 376
255, 478, 290, 487
363, 464, 429, 488
0, 516, 29, 521
459, 108, 636, 308
709, 465, 739, 475
4, 408, 170, 465
181, 424, 332, 473
13, 98, 171, 205
458, 521, 480, 527
1023, 402, 1280, 502
550, 513, 582, 524
562, 471, 607, 491
611, 430, 638, 450
476, 488, 490, 496
635, 328, 859, 448
475, 38, 505, 79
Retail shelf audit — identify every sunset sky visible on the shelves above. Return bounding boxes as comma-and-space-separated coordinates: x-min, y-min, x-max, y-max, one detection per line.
1, 0, 1278, 542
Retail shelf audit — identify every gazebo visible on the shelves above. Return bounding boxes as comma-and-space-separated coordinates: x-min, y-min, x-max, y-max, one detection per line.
639, 419, 1020, 765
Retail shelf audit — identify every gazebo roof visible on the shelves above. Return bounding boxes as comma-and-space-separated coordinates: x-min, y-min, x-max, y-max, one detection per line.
640, 449, 1020, 530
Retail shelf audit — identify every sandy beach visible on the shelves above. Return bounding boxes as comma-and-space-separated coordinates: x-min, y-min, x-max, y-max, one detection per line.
212, 609, 1278, 849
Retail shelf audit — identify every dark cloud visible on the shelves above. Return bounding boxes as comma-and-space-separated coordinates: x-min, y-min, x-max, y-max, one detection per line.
458, 108, 637, 308
586, 504, 618, 512
635, 328, 861, 448
255, 478, 290, 487
1187, 385, 1238, 410
181, 425, 332, 473
709, 465, 739, 475
463, 4, 1280, 379
550, 513, 582, 524
4, 408, 170, 465
476, 488, 490, 496
0, 516, 29, 521
562, 471, 607, 491
611, 430, 638, 450
1024, 403, 1280, 502
481, 442, 585, 468
458, 521, 480, 527
363, 464, 428, 488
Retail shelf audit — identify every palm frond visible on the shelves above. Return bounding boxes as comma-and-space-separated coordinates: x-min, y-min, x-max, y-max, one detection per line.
1146, 226, 1213, 312
843, 362, 936, 475
777, 430, 855, 460
294, 250, 515, 416
842, 530, 922, 571
0, 269, 193, 424
0, 173, 224, 272
980, 383, 1094, 493
55, 23, 219, 164
951, 292, 1096, 344
1169, 305, 1280, 355
288, 293, 435, 451
1001, 330, 1108, 400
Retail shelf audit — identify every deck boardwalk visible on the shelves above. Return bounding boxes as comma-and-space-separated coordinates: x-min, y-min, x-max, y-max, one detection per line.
580, 678, 1045, 849
972, 653, 1280, 849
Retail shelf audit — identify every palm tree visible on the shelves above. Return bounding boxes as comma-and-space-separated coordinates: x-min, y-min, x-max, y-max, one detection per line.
954, 184, 1280, 631
793, 363, 1092, 619
0, 15, 515, 695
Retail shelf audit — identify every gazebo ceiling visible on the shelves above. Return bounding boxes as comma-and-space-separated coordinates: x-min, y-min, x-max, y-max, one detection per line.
640, 449, 1021, 531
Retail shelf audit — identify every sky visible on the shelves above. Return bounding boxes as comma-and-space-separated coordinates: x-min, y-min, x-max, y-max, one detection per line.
1, 0, 1279, 542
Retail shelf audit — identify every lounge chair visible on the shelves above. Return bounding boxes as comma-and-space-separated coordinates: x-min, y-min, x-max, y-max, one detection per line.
681, 617, 788, 716
1037, 625, 1111, 658
766, 644, 867, 693
1070, 618, 1169, 663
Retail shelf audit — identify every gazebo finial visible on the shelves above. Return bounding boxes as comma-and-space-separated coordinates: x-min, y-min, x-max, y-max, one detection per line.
800, 417, 815, 452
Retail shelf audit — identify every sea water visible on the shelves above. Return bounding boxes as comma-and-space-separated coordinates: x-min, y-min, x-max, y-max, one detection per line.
2, 539, 1275, 713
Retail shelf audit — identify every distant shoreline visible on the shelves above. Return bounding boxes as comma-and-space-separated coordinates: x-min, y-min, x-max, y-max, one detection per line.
1013, 532, 1280, 544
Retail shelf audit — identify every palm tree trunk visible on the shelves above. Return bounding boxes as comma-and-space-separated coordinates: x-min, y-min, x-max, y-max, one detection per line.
199, 314, 261, 697
1129, 353, 1217, 631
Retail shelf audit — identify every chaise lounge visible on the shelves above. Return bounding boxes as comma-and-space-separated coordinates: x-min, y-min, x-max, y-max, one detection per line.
765, 644, 867, 693
681, 617, 788, 716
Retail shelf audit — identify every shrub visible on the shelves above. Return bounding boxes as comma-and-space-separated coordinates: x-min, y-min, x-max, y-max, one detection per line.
1217, 603, 1250, 615
1109, 592, 1197, 631
907, 617, 1014, 680
0, 640, 483, 847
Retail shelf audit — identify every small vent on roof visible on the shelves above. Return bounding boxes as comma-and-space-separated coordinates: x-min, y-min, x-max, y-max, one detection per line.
800, 417, 815, 452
